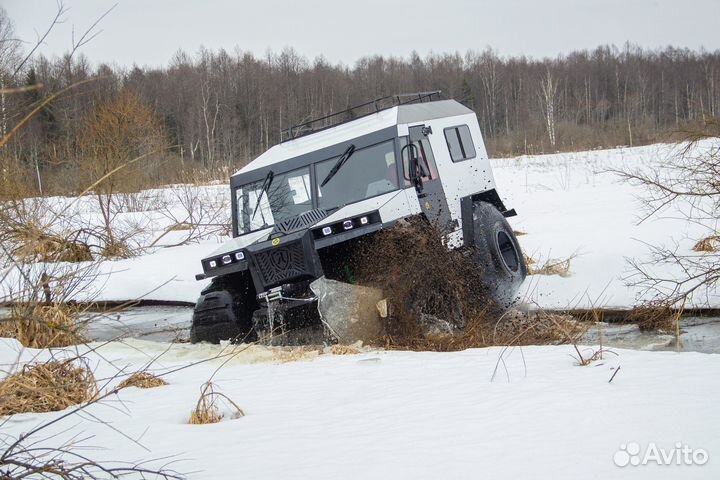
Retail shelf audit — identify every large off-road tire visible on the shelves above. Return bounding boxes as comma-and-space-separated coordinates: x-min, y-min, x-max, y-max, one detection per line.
190, 273, 256, 344
471, 201, 527, 308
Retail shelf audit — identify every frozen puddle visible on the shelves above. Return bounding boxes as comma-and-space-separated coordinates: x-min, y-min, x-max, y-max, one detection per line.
583, 316, 720, 354
3, 306, 720, 353
83, 307, 720, 354
84, 306, 192, 342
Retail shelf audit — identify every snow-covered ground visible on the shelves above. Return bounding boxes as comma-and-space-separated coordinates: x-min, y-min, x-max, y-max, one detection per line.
1, 337, 718, 479
497, 142, 720, 309
5, 141, 717, 310
3, 143, 720, 479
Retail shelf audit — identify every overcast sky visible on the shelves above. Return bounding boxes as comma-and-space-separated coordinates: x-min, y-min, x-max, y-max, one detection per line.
4, 0, 720, 68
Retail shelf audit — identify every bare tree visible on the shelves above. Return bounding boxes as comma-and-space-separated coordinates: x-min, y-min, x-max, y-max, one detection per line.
539, 68, 559, 148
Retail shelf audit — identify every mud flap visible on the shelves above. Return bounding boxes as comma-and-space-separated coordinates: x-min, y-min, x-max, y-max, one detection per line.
310, 277, 385, 344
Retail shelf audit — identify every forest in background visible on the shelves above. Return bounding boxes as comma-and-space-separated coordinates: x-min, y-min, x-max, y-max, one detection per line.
1, 6, 719, 197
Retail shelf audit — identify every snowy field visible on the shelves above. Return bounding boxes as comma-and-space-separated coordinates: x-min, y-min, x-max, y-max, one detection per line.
1, 337, 718, 479
5, 141, 718, 310
2, 142, 720, 479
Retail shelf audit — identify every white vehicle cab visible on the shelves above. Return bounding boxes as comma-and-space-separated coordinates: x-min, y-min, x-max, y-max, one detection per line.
191, 92, 526, 343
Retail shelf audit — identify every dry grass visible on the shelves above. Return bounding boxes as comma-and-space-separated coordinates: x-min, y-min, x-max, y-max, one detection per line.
99, 239, 134, 259
329, 344, 361, 355
527, 255, 574, 277
493, 310, 588, 346
118, 372, 168, 389
16, 231, 93, 263
271, 346, 317, 363
0, 198, 90, 263
188, 381, 244, 425
692, 235, 720, 252
627, 305, 676, 332
0, 303, 86, 348
0, 360, 97, 415
379, 307, 589, 352
346, 219, 586, 351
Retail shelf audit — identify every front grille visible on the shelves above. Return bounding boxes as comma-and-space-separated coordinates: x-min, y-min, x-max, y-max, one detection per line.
254, 242, 307, 286
273, 209, 328, 235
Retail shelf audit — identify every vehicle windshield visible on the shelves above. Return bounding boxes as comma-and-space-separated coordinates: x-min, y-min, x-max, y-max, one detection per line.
316, 140, 398, 210
235, 167, 312, 234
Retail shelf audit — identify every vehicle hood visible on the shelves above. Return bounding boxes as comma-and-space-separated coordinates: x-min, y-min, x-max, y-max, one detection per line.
207, 190, 412, 258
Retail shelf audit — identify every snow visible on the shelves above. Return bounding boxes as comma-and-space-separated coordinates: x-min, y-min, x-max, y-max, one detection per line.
3, 142, 720, 477
2, 141, 720, 309
493, 142, 720, 309
1, 338, 718, 479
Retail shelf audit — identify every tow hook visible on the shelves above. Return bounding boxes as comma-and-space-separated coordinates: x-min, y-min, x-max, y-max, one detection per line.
257, 286, 283, 303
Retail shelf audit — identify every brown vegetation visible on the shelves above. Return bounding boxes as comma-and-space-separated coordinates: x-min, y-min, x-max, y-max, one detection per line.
346, 219, 587, 351
0, 359, 97, 415
692, 235, 720, 253
188, 381, 244, 424
527, 255, 574, 277
627, 305, 677, 332
329, 344, 361, 355
351, 218, 492, 347
118, 371, 168, 389
1, 304, 86, 348
1, 34, 719, 197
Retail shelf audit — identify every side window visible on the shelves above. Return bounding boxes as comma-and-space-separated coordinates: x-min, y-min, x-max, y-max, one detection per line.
400, 136, 437, 187
444, 125, 476, 162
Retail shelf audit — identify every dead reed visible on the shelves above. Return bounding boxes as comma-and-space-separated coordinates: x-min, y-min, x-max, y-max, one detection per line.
0, 359, 97, 415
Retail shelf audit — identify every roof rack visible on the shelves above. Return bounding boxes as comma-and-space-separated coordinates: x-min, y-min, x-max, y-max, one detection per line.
280, 90, 442, 143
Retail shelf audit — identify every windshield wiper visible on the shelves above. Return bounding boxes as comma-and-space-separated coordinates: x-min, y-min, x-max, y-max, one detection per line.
320, 144, 356, 188
251, 170, 274, 222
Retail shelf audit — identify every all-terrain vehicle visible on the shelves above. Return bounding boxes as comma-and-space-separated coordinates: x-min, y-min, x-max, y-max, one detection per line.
191, 91, 526, 343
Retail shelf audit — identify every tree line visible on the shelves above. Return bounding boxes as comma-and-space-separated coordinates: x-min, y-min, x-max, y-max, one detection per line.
1, 8, 719, 196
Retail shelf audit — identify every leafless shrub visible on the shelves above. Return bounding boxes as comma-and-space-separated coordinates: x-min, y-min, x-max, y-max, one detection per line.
0, 198, 92, 264
626, 304, 677, 332
111, 189, 170, 214
152, 184, 230, 248
0, 359, 97, 416
118, 371, 168, 389
613, 120, 720, 305
188, 381, 244, 425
